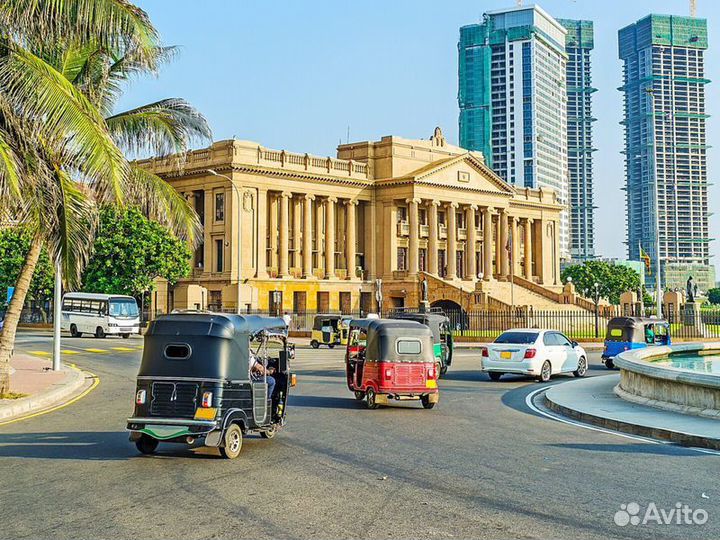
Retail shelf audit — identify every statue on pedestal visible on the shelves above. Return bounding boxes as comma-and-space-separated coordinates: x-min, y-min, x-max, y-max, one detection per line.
686, 276, 698, 303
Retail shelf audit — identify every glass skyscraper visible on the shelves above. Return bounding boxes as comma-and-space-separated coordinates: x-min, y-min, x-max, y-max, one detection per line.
558, 19, 596, 261
618, 15, 714, 292
459, 5, 570, 258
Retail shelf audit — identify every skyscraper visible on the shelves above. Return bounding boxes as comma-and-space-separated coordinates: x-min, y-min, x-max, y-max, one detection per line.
618, 15, 714, 292
459, 5, 569, 258
558, 19, 596, 261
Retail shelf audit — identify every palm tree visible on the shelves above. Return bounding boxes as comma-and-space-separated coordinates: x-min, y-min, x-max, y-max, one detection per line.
0, 1, 211, 394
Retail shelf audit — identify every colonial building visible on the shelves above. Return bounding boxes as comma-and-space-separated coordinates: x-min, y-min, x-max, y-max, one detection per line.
142, 128, 573, 315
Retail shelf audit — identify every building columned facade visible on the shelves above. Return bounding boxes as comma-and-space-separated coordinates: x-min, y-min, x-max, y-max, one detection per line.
458, 5, 570, 259
619, 15, 714, 293
141, 128, 563, 315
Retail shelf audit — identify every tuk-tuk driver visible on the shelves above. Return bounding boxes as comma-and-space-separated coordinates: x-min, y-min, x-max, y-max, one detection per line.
645, 324, 655, 345
249, 351, 276, 398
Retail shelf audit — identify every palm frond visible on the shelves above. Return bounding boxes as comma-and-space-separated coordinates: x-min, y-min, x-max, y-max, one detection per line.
127, 164, 201, 245
0, 0, 159, 56
0, 127, 23, 200
0, 44, 129, 204
106, 98, 212, 158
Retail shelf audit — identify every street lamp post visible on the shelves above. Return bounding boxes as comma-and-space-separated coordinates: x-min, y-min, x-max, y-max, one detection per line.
208, 169, 243, 314
645, 87, 663, 317
586, 282, 600, 339
52, 261, 61, 371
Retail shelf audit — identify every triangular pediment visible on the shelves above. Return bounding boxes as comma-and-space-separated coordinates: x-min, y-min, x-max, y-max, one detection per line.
401, 153, 515, 195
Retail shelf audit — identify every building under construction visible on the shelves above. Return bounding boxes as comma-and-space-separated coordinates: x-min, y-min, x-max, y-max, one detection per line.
618, 14, 714, 293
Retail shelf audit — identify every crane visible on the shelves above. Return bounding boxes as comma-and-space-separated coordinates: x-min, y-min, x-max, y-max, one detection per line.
690, 0, 697, 17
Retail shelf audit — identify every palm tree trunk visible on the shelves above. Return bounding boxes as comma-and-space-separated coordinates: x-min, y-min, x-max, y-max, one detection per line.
0, 233, 43, 395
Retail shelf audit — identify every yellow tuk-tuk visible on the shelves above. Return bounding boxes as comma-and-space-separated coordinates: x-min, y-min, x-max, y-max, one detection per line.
310, 314, 342, 349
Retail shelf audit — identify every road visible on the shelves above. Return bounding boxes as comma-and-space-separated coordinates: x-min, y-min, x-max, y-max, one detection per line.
0, 331, 718, 540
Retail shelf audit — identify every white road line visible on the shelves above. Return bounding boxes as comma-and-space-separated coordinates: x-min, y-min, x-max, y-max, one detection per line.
524, 386, 720, 456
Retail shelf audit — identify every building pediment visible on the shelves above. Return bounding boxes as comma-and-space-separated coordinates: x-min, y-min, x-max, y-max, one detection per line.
386, 153, 515, 196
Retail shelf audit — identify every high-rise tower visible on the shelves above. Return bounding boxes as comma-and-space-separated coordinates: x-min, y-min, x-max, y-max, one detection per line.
618, 15, 714, 292
558, 19, 596, 261
459, 5, 570, 258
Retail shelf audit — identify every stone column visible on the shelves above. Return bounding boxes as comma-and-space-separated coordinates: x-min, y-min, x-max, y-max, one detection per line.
407, 198, 420, 277
482, 207, 494, 281
428, 201, 439, 275
511, 216, 519, 277
292, 196, 302, 271
269, 193, 278, 272
278, 192, 291, 277
465, 205, 477, 279
446, 203, 458, 280
524, 218, 533, 280
315, 198, 324, 275
302, 195, 314, 278
499, 210, 509, 278
325, 197, 336, 279
345, 199, 357, 279
536, 218, 546, 284
364, 202, 375, 280
256, 188, 268, 278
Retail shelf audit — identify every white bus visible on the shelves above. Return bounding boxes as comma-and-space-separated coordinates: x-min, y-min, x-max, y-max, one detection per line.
61, 293, 140, 338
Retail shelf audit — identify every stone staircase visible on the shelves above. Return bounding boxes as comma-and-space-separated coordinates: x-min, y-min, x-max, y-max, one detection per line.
483, 280, 588, 312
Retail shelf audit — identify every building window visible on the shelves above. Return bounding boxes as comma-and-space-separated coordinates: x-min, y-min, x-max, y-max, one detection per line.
419, 248, 427, 272
397, 206, 407, 222
215, 239, 224, 272
215, 192, 225, 222
419, 208, 428, 226
209, 290, 222, 312
397, 247, 408, 271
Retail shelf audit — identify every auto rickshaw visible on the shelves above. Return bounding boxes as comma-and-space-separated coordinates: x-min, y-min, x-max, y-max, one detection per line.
345, 319, 439, 409
310, 314, 342, 348
338, 316, 353, 346
127, 313, 295, 459
389, 310, 453, 377
602, 316, 671, 369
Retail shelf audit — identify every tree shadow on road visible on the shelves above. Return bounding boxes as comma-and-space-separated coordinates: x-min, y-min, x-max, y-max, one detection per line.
0, 431, 133, 460
289, 395, 360, 410
548, 442, 708, 457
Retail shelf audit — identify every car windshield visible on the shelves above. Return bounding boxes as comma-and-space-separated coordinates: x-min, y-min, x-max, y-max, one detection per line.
494, 331, 539, 345
109, 299, 139, 318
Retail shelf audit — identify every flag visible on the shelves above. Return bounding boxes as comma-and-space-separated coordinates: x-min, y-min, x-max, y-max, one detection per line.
639, 245, 651, 273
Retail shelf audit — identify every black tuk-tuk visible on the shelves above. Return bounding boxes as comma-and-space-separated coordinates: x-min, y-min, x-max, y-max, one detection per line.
127, 313, 294, 459
389, 310, 453, 376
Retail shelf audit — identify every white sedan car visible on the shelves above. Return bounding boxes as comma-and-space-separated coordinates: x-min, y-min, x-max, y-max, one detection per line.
481, 329, 588, 383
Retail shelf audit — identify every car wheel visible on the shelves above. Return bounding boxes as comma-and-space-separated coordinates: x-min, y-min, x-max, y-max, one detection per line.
365, 387, 378, 409
573, 356, 588, 377
354, 390, 365, 401
70, 324, 79, 337
488, 372, 503, 382
310, 340, 319, 349
538, 360, 552, 383
421, 395, 436, 409
95, 327, 105, 339
440, 365, 448, 376
121, 333, 130, 339
219, 424, 243, 459
260, 424, 277, 439
135, 435, 158, 455
605, 358, 615, 369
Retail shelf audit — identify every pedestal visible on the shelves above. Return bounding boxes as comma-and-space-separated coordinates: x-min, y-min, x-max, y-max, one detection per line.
683, 302, 707, 337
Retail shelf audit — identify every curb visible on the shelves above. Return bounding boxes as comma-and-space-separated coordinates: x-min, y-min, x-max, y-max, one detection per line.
542, 391, 720, 451
0, 364, 87, 422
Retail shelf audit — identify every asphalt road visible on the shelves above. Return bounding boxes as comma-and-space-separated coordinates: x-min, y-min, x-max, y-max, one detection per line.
1, 331, 718, 540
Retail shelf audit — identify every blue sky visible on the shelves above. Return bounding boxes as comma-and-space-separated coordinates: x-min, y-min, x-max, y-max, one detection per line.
121, 1, 719, 266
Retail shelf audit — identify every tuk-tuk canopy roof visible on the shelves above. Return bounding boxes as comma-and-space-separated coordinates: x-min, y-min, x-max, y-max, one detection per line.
389, 312, 449, 340
351, 319, 435, 363
312, 314, 343, 330
607, 316, 669, 329
150, 312, 287, 338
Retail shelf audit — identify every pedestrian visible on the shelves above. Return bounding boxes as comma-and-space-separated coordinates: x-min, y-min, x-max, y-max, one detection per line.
282, 311, 292, 330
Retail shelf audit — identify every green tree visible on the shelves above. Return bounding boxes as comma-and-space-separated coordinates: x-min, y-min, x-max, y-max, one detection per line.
82, 207, 191, 296
0, 228, 54, 307
561, 261, 641, 305
707, 288, 720, 306
0, 1, 211, 393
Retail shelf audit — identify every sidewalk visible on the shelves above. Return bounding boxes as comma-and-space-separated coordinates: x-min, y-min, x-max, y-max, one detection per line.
0, 354, 87, 422
544, 374, 720, 450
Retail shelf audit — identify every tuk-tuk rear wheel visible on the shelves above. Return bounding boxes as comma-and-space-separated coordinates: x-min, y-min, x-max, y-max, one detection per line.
365, 388, 379, 409
219, 424, 243, 459
310, 340, 319, 349
605, 358, 615, 369
328, 343, 335, 349
135, 435, 159, 455
260, 424, 277, 439
421, 395, 436, 409
354, 390, 365, 401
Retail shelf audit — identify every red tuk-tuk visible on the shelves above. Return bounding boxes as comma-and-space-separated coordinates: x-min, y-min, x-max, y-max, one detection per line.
345, 319, 439, 409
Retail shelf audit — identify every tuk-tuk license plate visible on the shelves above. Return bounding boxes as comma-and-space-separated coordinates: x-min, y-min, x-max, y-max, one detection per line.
500, 351, 512, 359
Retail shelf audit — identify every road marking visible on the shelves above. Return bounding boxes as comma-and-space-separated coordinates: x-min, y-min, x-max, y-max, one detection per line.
111, 347, 136, 352
61, 349, 79, 355
0, 369, 100, 427
83, 348, 108, 353
28, 351, 51, 357
524, 386, 720, 456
